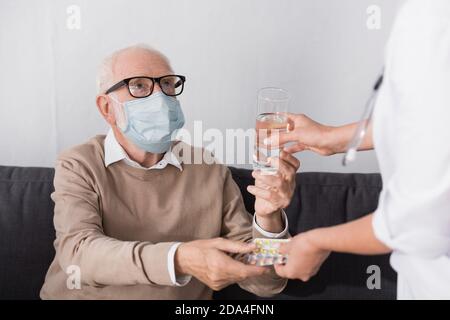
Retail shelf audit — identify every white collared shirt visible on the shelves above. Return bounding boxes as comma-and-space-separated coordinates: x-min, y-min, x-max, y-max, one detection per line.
104, 129, 183, 171
104, 129, 288, 287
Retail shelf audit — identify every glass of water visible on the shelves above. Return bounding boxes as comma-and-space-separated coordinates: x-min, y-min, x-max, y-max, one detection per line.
253, 87, 290, 174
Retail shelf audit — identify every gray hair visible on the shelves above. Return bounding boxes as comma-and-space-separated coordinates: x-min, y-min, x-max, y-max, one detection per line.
96, 44, 172, 94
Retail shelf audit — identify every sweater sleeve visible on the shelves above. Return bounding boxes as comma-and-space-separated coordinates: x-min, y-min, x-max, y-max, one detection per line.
52, 156, 177, 287
220, 167, 288, 297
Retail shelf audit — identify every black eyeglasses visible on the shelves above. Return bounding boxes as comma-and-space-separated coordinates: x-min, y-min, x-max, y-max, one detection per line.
105, 75, 186, 98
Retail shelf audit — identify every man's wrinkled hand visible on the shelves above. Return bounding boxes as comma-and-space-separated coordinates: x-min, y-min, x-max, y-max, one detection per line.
175, 238, 269, 291
247, 151, 299, 232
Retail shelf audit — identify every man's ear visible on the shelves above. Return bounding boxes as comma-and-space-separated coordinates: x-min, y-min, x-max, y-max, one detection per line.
96, 94, 116, 126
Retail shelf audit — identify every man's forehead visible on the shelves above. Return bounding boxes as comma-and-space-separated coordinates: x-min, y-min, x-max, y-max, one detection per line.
112, 49, 172, 82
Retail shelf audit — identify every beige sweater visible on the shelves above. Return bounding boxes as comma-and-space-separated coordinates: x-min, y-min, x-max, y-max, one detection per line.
40, 135, 287, 299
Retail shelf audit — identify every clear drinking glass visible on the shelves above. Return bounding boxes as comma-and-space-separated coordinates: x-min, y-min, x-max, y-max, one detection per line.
253, 87, 290, 174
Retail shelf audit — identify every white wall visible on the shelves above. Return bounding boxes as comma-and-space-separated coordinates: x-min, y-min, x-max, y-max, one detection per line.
0, 0, 404, 172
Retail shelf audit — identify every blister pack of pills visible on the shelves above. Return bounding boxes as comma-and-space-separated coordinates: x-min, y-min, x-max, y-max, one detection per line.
245, 238, 290, 266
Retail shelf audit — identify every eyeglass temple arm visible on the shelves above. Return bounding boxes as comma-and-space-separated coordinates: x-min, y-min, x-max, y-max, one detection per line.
105, 80, 127, 95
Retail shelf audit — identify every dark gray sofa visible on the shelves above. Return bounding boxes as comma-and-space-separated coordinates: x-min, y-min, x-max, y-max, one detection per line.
0, 165, 396, 300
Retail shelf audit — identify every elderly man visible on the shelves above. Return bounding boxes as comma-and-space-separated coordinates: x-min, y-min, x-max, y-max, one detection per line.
40, 44, 299, 299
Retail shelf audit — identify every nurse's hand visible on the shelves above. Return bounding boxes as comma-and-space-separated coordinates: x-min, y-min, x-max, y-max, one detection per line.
264, 113, 339, 156
274, 230, 330, 281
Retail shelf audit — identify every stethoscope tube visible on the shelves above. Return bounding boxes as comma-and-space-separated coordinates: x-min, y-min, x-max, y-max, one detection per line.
342, 72, 384, 166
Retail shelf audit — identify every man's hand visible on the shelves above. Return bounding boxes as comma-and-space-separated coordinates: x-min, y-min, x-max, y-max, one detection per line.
174, 238, 269, 291
274, 230, 330, 281
247, 151, 299, 232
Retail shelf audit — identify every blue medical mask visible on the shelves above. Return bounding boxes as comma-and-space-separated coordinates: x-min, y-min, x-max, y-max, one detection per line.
111, 92, 185, 153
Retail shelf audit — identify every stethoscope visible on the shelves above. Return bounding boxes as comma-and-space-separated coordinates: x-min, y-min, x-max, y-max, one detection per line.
342, 72, 384, 166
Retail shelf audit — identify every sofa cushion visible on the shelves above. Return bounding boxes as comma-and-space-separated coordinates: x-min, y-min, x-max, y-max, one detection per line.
0, 166, 55, 300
